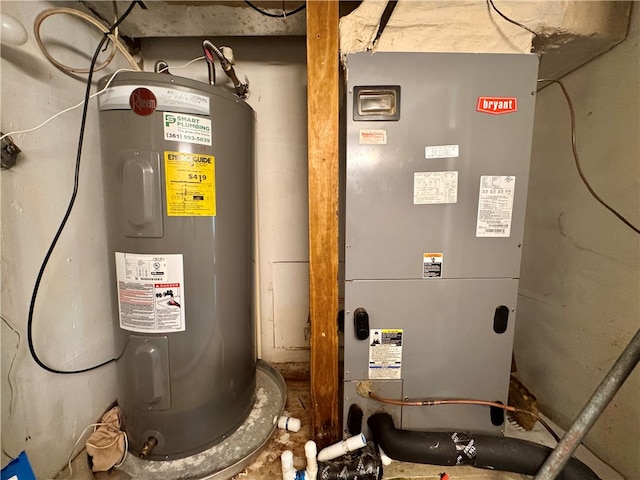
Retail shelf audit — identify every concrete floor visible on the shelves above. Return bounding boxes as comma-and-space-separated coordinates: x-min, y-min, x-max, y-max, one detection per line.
59, 378, 623, 480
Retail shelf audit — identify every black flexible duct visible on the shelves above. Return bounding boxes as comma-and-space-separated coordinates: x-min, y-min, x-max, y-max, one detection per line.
367, 413, 601, 480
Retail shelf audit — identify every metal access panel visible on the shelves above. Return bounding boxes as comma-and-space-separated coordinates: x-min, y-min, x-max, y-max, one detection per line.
343, 52, 538, 434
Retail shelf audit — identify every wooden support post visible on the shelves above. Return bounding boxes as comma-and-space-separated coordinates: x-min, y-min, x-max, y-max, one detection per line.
306, 0, 340, 447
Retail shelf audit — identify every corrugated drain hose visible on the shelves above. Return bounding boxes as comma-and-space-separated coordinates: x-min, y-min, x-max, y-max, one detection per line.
367, 413, 601, 480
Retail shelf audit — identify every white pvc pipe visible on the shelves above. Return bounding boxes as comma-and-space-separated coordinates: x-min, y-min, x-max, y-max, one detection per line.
316, 433, 367, 462
274, 415, 301, 432
378, 446, 392, 466
305, 440, 318, 480
281, 450, 296, 480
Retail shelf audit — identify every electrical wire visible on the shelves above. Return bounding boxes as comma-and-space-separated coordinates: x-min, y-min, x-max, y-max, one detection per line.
367, 390, 562, 442
1, 315, 21, 460
244, 0, 305, 18
27, 1, 142, 375
487, 0, 543, 55
0, 68, 132, 143
33, 6, 140, 74
157, 55, 205, 73
0, 315, 20, 418
539, 79, 640, 235
0, 56, 206, 144
486, 0, 538, 37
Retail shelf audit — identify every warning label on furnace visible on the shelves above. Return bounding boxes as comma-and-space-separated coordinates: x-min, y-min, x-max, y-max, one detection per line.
115, 252, 185, 333
163, 112, 212, 146
423, 253, 443, 278
165, 151, 216, 216
414, 171, 458, 204
369, 329, 403, 379
476, 175, 516, 237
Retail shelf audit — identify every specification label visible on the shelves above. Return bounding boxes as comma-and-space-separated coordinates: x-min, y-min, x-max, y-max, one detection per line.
414, 171, 458, 204
164, 151, 216, 216
163, 112, 212, 146
425, 144, 459, 159
115, 252, 185, 333
369, 329, 403, 379
476, 175, 516, 237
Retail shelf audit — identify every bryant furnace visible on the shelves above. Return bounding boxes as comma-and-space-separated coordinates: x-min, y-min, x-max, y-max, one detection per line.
343, 52, 538, 435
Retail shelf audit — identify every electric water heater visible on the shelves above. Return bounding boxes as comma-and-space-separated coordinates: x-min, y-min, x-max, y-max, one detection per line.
98, 71, 256, 459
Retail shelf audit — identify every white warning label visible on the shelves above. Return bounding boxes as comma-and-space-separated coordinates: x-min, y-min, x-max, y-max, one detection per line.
115, 252, 186, 333
414, 171, 458, 204
369, 329, 403, 379
425, 144, 459, 159
476, 176, 516, 237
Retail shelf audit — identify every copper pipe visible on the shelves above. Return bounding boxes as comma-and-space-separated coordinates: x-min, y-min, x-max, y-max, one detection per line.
139, 436, 158, 459
367, 390, 560, 441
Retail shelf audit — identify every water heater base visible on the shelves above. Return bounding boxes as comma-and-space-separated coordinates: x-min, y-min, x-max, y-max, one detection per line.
92, 360, 285, 480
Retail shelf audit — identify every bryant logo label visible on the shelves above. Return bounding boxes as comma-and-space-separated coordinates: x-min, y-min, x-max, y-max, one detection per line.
130, 88, 157, 116
476, 97, 517, 115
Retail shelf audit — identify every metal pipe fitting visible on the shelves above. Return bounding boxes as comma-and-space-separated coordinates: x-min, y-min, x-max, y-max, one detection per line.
139, 436, 158, 459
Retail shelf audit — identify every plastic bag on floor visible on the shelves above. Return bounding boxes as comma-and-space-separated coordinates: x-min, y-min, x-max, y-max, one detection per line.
317, 442, 383, 480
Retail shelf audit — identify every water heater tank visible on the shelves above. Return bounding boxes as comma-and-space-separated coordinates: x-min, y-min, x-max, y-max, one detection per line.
97, 71, 256, 460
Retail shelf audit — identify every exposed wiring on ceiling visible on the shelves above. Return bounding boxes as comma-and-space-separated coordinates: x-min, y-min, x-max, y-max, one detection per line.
244, 0, 305, 18
33, 6, 141, 74
371, 0, 398, 49
487, 0, 537, 36
365, 388, 562, 443
539, 79, 640, 235
27, 1, 143, 375
487, 0, 543, 54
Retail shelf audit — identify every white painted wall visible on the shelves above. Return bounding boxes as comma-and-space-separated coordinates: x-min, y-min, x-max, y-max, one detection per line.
1, 1, 133, 476
515, 7, 640, 478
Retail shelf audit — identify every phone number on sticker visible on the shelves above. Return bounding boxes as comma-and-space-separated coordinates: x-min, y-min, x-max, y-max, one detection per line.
165, 132, 210, 143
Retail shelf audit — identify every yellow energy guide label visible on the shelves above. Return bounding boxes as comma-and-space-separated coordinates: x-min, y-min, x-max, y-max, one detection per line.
164, 151, 216, 216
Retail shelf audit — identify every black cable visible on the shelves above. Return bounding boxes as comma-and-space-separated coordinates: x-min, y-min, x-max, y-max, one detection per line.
487, 0, 541, 42
540, 79, 640, 235
27, 1, 141, 375
372, 0, 398, 48
244, 0, 305, 18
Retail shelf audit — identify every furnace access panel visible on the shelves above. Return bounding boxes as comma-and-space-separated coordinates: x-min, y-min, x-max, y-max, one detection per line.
343, 52, 538, 435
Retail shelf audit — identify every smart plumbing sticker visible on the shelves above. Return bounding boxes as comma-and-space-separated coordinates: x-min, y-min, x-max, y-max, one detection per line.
115, 252, 186, 333
163, 112, 212, 146
368, 329, 403, 379
476, 175, 516, 237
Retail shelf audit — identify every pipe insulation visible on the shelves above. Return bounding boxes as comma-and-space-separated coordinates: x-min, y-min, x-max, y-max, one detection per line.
367, 413, 600, 480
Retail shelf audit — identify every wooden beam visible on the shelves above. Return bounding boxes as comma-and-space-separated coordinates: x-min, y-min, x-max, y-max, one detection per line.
307, 0, 340, 447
